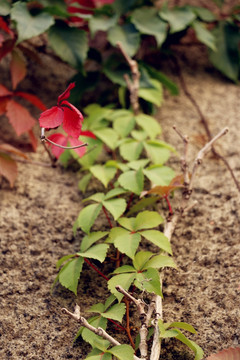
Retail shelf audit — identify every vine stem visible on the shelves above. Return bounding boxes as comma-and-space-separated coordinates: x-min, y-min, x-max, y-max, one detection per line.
102, 206, 113, 228
84, 258, 109, 281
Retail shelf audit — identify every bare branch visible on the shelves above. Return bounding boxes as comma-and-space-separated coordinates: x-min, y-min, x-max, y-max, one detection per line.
117, 42, 140, 115
116, 286, 148, 359
189, 127, 229, 194
62, 305, 142, 360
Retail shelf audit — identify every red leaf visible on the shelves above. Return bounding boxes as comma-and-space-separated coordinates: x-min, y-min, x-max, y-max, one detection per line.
39, 106, 63, 129
0, 17, 14, 38
0, 97, 9, 115
47, 133, 68, 159
58, 82, 75, 103
62, 101, 83, 138
28, 129, 38, 152
0, 143, 28, 159
15, 91, 47, 111
6, 99, 36, 136
0, 38, 15, 60
10, 49, 27, 89
0, 152, 17, 187
81, 130, 96, 139
0, 84, 13, 97
69, 137, 87, 157
207, 347, 240, 360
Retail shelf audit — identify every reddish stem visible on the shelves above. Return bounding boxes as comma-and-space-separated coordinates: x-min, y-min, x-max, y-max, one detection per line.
102, 206, 113, 228
108, 318, 125, 331
164, 195, 173, 215
126, 192, 134, 211
84, 258, 109, 281
124, 298, 135, 349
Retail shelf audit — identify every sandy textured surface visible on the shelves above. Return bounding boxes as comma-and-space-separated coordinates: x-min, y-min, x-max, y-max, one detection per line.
0, 41, 239, 360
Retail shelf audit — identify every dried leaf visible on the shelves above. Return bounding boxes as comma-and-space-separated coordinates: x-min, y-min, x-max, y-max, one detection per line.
6, 99, 35, 136
207, 347, 240, 360
146, 174, 185, 197
28, 129, 38, 152
0, 143, 28, 159
0, 152, 17, 187
10, 48, 27, 89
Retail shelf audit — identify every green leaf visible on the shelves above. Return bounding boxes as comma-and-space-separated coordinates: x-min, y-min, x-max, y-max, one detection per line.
90, 164, 117, 188
108, 273, 136, 302
135, 267, 162, 296
74, 203, 102, 234
159, 6, 196, 33
80, 231, 109, 252
119, 139, 143, 161
118, 168, 144, 195
117, 218, 135, 231
139, 230, 172, 254
58, 257, 84, 295
77, 244, 109, 263
144, 165, 175, 185
160, 329, 179, 338
104, 187, 127, 200
108, 344, 134, 360
89, 14, 118, 36
133, 251, 154, 271
113, 265, 136, 274
127, 197, 158, 216
86, 349, 112, 360
113, 113, 135, 138
94, 128, 119, 150
0, 0, 11, 16
109, 227, 141, 260
77, 138, 103, 169
209, 22, 240, 82
192, 20, 216, 51
189, 6, 216, 22
143, 254, 177, 270
131, 7, 167, 47
89, 303, 105, 314
86, 192, 105, 203
112, 0, 136, 15
104, 294, 117, 311
48, 22, 88, 68
11, 2, 54, 43
174, 329, 204, 360
56, 254, 75, 269
138, 79, 163, 106
78, 173, 92, 193
144, 141, 171, 165
135, 114, 161, 139
81, 316, 109, 349
166, 322, 197, 334
103, 198, 127, 220
108, 23, 140, 57
101, 303, 126, 322
127, 159, 150, 170
134, 211, 163, 231
141, 63, 179, 95
84, 104, 112, 129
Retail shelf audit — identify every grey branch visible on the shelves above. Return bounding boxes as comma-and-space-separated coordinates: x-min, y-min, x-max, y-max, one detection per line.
62, 304, 141, 360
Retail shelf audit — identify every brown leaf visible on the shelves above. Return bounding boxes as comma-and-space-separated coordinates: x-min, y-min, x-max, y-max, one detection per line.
207, 347, 240, 360
0, 152, 17, 187
6, 99, 35, 136
10, 48, 27, 89
28, 129, 38, 152
0, 143, 28, 159
146, 175, 185, 198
